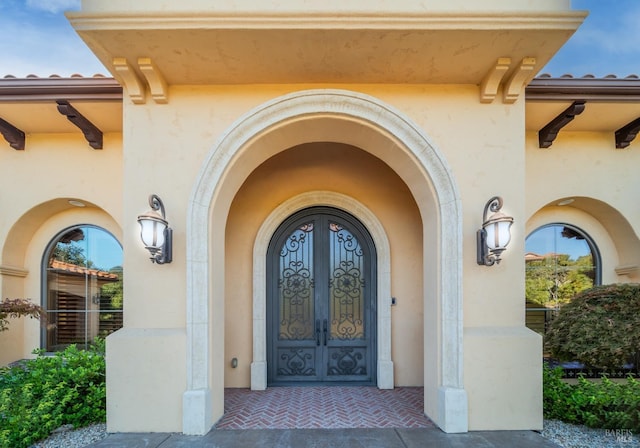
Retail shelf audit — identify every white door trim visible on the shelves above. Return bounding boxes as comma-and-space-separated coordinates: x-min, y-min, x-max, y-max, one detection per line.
250, 191, 394, 390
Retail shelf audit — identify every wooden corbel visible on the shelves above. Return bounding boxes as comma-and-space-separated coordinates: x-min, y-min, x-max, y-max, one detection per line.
615, 117, 640, 149
0, 117, 25, 150
56, 100, 103, 149
538, 101, 586, 148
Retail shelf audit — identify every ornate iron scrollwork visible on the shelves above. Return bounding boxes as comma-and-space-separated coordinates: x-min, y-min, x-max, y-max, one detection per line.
329, 222, 365, 340
279, 223, 315, 340
328, 347, 367, 375
277, 348, 315, 376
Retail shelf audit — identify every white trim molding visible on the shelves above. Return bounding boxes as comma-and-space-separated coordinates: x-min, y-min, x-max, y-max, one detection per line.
0, 265, 28, 277
250, 191, 394, 391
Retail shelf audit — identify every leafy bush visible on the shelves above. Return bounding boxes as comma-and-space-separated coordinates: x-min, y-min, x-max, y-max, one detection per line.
544, 364, 640, 432
545, 283, 640, 369
0, 339, 106, 448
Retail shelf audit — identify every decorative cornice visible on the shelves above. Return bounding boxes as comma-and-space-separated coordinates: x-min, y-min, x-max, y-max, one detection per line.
0, 265, 29, 277
68, 11, 587, 31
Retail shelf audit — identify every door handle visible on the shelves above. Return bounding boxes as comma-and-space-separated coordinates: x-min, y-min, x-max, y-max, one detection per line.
323, 319, 328, 346
315, 320, 321, 346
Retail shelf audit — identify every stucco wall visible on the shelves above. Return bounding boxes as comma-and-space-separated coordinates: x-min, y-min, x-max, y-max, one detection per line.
0, 0, 614, 435
104, 83, 539, 431
7, 83, 623, 432
525, 131, 640, 282
0, 133, 123, 363
118, 82, 531, 331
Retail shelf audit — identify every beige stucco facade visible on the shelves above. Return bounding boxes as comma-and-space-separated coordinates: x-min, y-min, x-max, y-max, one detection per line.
1, 0, 639, 437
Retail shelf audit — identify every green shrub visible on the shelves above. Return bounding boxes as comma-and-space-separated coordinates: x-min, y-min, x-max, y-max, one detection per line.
0, 339, 106, 448
543, 364, 640, 432
545, 283, 640, 369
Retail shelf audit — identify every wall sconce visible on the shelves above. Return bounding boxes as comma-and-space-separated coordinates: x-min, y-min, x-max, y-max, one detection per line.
137, 194, 173, 264
476, 196, 513, 266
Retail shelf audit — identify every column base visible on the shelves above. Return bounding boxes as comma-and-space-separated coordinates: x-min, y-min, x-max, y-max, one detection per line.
437, 386, 469, 433
183, 388, 213, 435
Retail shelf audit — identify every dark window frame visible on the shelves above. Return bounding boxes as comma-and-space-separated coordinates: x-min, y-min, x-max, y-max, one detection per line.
526, 222, 602, 286
41, 224, 123, 351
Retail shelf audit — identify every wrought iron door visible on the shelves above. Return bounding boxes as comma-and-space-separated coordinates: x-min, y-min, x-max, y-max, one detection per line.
267, 207, 376, 385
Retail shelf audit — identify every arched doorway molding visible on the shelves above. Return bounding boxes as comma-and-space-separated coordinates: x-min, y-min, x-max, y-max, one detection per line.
185, 89, 466, 434
251, 191, 393, 390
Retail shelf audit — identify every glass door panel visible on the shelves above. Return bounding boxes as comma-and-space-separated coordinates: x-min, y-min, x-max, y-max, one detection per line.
268, 208, 375, 385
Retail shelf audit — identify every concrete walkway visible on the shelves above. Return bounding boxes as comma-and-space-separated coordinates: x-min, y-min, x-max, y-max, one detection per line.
86, 428, 561, 447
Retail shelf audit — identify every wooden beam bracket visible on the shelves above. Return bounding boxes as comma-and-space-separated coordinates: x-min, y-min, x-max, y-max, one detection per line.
56, 100, 103, 149
538, 101, 586, 148
0, 117, 25, 150
615, 117, 640, 149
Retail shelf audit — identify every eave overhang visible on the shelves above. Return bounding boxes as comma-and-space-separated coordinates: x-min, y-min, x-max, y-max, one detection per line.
0, 76, 122, 102
526, 77, 640, 148
3, 74, 640, 149
0, 77, 122, 146
67, 11, 586, 89
526, 76, 640, 102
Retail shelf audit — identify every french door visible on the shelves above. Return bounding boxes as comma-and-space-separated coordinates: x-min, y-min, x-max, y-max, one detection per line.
267, 207, 376, 385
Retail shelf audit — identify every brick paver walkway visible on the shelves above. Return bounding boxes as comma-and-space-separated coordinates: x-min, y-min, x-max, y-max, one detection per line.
216, 387, 434, 429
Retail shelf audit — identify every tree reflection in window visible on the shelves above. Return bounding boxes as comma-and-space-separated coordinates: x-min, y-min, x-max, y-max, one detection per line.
525, 224, 600, 339
43, 225, 123, 351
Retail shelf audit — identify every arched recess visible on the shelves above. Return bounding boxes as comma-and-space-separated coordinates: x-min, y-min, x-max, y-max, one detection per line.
527, 197, 640, 281
0, 199, 122, 363
2, 198, 120, 269
185, 89, 465, 434
251, 191, 393, 390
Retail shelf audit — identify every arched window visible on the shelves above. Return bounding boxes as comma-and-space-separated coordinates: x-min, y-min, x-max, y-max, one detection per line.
42, 225, 123, 352
525, 223, 600, 341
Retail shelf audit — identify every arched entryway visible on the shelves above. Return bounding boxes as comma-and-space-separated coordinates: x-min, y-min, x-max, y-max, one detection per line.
267, 206, 377, 385
185, 89, 466, 434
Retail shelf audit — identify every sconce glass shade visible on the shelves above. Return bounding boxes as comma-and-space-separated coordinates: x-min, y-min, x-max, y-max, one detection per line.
137, 194, 172, 264
138, 210, 167, 250
477, 196, 513, 266
483, 211, 513, 251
